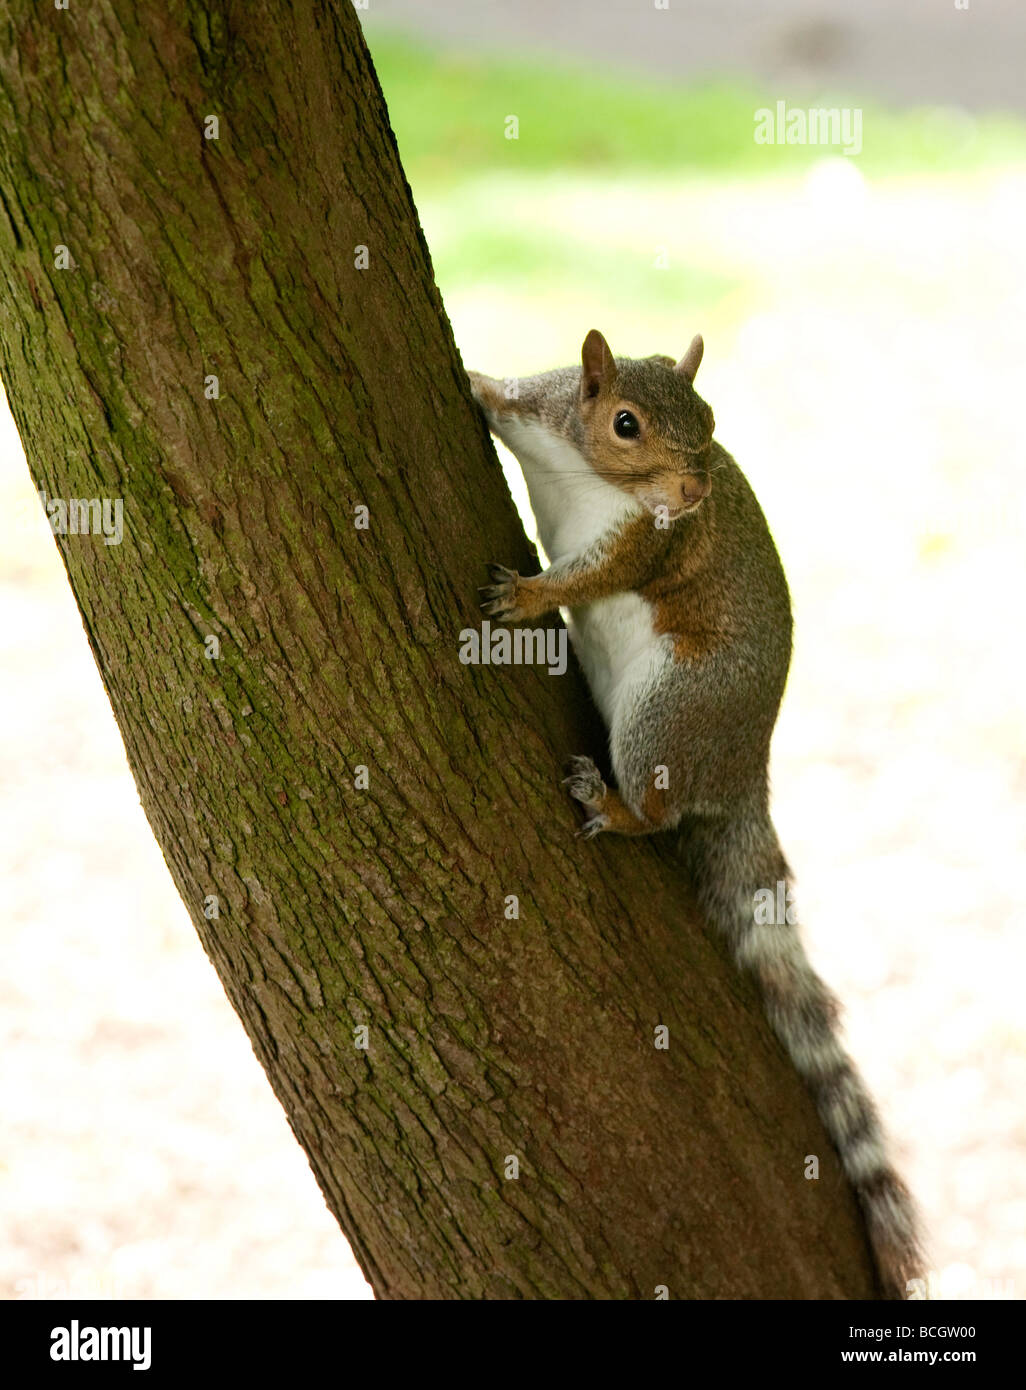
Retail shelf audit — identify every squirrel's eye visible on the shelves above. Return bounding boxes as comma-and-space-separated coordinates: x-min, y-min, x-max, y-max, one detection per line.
613, 410, 641, 440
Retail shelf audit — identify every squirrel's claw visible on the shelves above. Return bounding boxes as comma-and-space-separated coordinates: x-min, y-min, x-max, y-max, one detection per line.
563, 757, 608, 837
562, 755, 607, 807
479, 564, 520, 621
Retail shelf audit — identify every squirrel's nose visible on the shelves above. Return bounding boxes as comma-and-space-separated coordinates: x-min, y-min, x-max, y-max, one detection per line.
680, 472, 711, 509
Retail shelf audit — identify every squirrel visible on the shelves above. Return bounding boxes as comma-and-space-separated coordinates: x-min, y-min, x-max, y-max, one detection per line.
468, 329, 924, 1299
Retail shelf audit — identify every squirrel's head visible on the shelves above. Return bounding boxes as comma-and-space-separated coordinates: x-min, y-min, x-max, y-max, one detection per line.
577, 329, 716, 520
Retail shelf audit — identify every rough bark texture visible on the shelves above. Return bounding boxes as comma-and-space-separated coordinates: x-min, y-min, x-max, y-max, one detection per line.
0, 1, 879, 1297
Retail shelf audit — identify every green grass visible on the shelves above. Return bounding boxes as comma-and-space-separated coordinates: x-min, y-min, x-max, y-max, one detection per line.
407, 176, 743, 308
356, 28, 1026, 386
365, 31, 1026, 187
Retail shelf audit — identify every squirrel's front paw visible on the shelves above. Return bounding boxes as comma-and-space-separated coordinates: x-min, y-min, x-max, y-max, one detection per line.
563, 755, 610, 838
467, 371, 505, 417
479, 563, 533, 623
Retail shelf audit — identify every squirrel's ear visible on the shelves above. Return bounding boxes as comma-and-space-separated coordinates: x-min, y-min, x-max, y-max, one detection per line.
581, 329, 616, 400
675, 334, 704, 383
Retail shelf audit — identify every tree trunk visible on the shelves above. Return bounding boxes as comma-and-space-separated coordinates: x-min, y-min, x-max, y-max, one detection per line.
0, 0, 879, 1298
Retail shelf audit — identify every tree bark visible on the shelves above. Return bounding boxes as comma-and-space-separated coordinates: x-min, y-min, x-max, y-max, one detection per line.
0, 1, 879, 1298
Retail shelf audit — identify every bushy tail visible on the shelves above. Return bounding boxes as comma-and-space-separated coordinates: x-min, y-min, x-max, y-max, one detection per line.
680, 809, 925, 1299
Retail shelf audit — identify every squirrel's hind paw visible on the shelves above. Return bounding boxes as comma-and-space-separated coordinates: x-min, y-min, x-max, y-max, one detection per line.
563, 755, 607, 811
564, 756, 615, 837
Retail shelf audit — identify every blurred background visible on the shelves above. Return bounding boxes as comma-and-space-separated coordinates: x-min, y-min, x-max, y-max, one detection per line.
2, 1, 1025, 1300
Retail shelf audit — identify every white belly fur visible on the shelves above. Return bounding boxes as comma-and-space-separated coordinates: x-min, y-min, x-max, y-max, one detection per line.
488, 413, 673, 729
568, 596, 674, 730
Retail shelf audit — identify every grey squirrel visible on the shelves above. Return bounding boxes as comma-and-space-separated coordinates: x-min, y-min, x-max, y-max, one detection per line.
468, 330, 924, 1299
